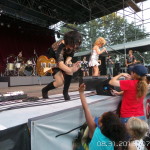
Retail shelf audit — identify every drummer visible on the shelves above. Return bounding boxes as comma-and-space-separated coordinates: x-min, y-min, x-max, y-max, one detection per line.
16, 51, 24, 63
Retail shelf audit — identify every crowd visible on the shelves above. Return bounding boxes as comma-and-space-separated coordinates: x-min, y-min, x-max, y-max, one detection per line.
78, 64, 150, 150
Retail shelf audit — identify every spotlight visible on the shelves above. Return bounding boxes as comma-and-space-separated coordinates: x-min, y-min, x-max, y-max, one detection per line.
0, 22, 4, 26
7, 24, 10, 28
38, 6, 42, 9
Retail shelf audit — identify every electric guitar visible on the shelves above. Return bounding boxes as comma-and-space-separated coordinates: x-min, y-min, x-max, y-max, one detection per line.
126, 61, 141, 67
36, 55, 73, 76
36, 55, 57, 76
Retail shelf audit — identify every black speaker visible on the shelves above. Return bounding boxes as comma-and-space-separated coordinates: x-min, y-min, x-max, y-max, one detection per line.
79, 76, 126, 96
96, 79, 114, 96
79, 76, 107, 90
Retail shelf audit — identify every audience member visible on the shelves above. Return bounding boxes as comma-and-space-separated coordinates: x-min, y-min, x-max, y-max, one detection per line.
109, 64, 148, 123
79, 83, 127, 150
126, 117, 149, 150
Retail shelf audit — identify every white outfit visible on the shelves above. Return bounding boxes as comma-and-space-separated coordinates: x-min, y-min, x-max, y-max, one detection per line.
89, 50, 100, 67
132, 139, 145, 150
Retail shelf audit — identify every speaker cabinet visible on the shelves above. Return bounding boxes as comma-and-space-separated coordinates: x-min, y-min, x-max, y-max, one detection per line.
79, 76, 107, 90
79, 76, 114, 96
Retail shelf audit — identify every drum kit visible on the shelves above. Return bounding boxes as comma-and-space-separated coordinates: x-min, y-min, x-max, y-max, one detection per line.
5, 54, 36, 76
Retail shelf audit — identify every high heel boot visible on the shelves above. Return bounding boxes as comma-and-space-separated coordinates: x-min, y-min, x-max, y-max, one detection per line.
42, 82, 55, 99
63, 75, 72, 101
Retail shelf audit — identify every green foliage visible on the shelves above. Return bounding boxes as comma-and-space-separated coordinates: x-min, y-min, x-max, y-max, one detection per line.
60, 12, 148, 52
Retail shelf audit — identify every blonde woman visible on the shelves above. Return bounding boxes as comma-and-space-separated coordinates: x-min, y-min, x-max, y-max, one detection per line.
89, 37, 107, 76
127, 117, 149, 150
109, 64, 148, 123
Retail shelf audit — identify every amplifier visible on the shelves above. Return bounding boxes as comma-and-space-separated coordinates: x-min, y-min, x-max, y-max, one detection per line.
79, 76, 124, 96
79, 76, 108, 90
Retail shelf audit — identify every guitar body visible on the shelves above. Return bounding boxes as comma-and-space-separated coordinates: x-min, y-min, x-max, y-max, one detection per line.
36, 55, 56, 76
126, 61, 141, 67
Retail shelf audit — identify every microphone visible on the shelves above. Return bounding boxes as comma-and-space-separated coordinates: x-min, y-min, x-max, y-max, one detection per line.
103, 47, 108, 53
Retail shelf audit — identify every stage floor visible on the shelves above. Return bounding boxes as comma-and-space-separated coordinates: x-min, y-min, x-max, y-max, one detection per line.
0, 90, 118, 130
0, 82, 79, 98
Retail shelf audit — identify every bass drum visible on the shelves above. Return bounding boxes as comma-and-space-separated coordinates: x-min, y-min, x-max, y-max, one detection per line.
19, 65, 33, 76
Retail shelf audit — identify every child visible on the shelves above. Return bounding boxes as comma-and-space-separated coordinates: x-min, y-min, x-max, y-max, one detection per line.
79, 83, 127, 150
126, 117, 149, 150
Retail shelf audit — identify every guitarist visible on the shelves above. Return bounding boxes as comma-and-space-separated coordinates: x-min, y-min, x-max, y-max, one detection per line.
125, 50, 136, 73
42, 31, 82, 100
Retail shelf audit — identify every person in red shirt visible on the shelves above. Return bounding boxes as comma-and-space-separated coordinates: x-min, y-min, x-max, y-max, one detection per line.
109, 64, 148, 123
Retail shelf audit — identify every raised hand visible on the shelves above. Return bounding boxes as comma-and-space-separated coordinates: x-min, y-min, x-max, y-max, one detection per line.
79, 83, 86, 93
121, 73, 131, 79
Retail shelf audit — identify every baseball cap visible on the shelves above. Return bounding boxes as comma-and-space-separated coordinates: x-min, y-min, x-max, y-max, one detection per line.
130, 64, 148, 76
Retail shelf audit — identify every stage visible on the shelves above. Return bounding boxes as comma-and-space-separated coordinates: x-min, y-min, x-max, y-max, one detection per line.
0, 76, 53, 87
0, 90, 122, 150
0, 80, 150, 150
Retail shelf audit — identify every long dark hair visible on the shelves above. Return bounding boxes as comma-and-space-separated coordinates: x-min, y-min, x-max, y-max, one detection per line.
64, 31, 82, 49
100, 112, 127, 143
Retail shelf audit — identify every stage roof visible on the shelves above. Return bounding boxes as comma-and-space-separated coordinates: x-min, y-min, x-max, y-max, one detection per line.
0, 0, 145, 28
74, 38, 150, 57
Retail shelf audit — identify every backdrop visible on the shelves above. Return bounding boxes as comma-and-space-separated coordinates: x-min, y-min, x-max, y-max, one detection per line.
0, 24, 55, 73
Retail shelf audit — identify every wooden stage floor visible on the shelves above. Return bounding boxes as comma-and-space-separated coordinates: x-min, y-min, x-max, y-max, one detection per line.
0, 82, 79, 98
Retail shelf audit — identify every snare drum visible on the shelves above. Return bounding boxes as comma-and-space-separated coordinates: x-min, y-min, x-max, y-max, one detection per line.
15, 63, 21, 69
7, 63, 14, 71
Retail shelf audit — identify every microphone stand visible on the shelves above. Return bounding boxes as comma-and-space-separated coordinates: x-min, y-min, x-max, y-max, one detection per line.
33, 50, 38, 76
106, 45, 123, 55
34, 50, 38, 59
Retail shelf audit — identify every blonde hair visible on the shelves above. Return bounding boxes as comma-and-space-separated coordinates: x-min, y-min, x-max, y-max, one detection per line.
134, 73, 148, 98
94, 37, 106, 46
127, 117, 149, 140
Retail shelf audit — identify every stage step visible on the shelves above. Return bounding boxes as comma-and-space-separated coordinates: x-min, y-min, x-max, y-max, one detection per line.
0, 76, 53, 87
0, 82, 8, 88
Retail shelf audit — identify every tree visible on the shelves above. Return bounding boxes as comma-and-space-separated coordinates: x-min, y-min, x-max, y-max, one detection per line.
60, 12, 148, 51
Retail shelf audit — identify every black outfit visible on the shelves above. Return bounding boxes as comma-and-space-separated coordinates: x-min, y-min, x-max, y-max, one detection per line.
81, 61, 89, 72
42, 40, 74, 100
126, 55, 135, 65
126, 55, 136, 73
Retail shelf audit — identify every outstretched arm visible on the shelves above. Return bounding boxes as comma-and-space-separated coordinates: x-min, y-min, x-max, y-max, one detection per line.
79, 83, 96, 138
109, 73, 131, 87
